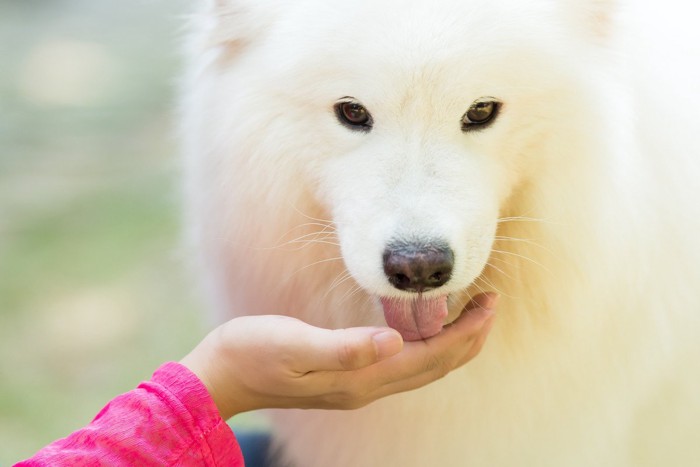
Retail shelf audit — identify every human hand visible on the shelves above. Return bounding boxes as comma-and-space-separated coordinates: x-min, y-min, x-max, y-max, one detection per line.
180, 293, 498, 420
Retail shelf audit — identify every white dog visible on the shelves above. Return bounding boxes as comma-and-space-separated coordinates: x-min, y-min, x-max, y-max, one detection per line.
181, 0, 700, 465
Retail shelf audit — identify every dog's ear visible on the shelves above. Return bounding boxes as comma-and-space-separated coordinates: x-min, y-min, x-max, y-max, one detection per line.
200, 0, 288, 52
587, 0, 616, 38
562, 0, 617, 41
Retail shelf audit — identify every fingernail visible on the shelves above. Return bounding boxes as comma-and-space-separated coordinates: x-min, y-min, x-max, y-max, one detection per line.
487, 293, 500, 310
478, 306, 495, 321
472, 293, 500, 311
372, 330, 404, 360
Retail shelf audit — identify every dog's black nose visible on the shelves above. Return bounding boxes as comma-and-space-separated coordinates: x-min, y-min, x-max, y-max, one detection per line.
383, 240, 454, 292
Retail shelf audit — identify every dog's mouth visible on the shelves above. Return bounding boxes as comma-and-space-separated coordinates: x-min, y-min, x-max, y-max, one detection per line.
380, 295, 450, 341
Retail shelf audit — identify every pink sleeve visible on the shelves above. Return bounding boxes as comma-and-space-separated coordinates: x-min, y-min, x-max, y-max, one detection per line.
15, 362, 244, 466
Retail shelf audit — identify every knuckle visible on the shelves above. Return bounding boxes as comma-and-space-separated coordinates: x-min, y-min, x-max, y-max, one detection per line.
327, 388, 370, 410
469, 340, 486, 358
457, 338, 489, 367
337, 337, 372, 370
337, 340, 362, 370
424, 354, 453, 379
338, 398, 366, 410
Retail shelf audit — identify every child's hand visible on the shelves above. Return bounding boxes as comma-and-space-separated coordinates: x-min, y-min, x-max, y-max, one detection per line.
180, 294, 498, 420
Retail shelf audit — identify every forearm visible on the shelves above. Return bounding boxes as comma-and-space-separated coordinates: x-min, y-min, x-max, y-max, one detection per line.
16, 363, 243, 467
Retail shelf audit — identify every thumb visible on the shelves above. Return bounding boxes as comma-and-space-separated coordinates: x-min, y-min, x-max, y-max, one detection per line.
310, 327, 404, 371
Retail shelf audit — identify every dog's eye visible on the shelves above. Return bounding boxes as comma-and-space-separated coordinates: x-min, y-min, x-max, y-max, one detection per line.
462, 98, 500, 130
335, 101, 373, 131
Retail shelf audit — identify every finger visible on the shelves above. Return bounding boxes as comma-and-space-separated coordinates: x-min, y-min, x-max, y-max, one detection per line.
438, 294, 497, 342
366, 315, 497, 400
454, 314, 496, 367
461, 292, 499, 316
296, 300, 497, 401
349, 299, 498, 389
299, 326, 404, 372
290, 293, 494, 374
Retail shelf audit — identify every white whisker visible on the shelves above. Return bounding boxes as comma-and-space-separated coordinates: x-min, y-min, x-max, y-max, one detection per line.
474, 275, 512, 299
493, 236, 551, 254
485, 261, 514, 280
497, 215, 560, 226
287, 202, 337, 226
281, 256, 344, 285
338, 283, 365, 307
491, 248, 550, 273
285, 238, 340, 248
324, 270, 356, 300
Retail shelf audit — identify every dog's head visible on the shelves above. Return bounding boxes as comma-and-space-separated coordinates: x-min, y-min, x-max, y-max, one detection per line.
187, 0, 617, 338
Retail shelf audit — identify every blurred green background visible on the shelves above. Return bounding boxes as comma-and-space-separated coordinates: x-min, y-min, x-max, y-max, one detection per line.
0, 1, 260, 463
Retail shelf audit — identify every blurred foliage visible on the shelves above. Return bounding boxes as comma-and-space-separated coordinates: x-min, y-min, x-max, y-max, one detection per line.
0, 1, 264, 463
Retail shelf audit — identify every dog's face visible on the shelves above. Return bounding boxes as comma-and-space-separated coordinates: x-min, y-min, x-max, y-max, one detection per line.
191, 0, 612, 338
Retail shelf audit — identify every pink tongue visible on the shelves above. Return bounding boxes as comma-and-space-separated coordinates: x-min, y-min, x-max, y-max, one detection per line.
380, 295, 449, 341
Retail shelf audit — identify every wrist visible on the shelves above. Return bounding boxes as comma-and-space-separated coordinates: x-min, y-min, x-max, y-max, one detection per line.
180, 330, 242, 421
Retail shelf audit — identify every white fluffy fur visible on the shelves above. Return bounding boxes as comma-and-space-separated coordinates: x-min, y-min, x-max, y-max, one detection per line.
181, 1, 700, 465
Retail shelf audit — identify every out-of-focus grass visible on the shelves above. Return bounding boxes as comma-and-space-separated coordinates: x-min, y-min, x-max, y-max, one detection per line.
0, 1, 263, 463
